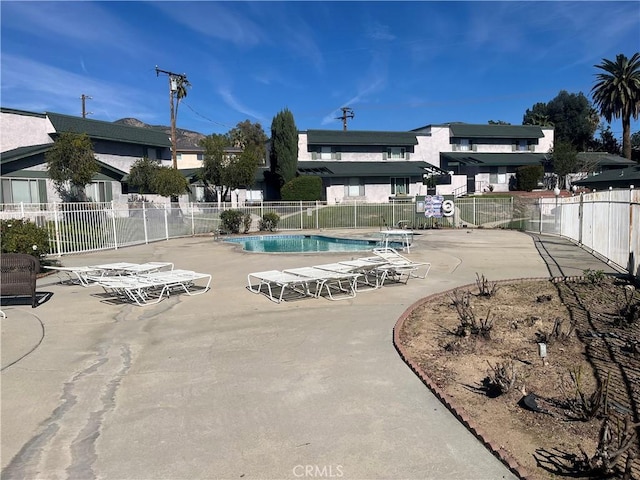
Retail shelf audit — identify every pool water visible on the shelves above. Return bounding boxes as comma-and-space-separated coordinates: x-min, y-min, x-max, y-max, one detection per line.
224, 234, 393, 253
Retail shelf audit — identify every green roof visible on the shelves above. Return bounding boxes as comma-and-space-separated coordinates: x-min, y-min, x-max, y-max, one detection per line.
296, 161, 441, 177
47, 112, 171, 147
576, 152, 636, 167
96, 161, 127, 181
441, 152, 547, 167
306, 130, 418, 146
573, 165, 640, 188
1, 107, 47, 118
449, 124, 544, 139
0, 144, 53, 164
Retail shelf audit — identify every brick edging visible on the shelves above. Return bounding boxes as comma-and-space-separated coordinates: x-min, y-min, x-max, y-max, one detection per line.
392, 276, 565, 480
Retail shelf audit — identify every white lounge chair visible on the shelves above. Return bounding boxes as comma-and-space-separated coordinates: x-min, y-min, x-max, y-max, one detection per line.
247, 270, 316, 303
90, 275, 169, 306
118, 262, 174, 275
283, 267, 359, 300
90, 269, 211, 306
137, 269, 211, 296
44, 262, 138, 286
370, 248, 431, 280
44, 262, 174, 286
314, 261, 387, 291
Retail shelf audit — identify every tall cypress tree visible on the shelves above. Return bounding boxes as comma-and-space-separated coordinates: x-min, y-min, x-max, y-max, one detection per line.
269, 108, 298, 196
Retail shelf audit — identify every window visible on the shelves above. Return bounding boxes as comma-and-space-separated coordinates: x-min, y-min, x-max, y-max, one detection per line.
516, 140, 528, 151
344, 178, 364, 197
143, 147, 163, 160
176, 153, 183, 161
387, 147, 406, 159
459, 139, 471, 151
85, 181, 113, 203
197, 153, 204, 161
320, 146, 332, 160
489, 167, 507, 184
391, 177, 410, 195
1, 178, 47, 204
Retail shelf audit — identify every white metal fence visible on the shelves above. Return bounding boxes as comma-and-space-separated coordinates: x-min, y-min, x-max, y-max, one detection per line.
1, 191, 637, 277
522, 188, 639, 277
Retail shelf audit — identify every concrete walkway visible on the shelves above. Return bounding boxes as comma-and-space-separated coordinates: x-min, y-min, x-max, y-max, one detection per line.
0, 230, 621, 480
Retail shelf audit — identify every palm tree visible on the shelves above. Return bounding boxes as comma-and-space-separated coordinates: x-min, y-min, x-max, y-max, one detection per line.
591, 53, 640, 160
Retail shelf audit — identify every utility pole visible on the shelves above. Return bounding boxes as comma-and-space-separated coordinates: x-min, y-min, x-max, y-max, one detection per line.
155, 66, 190, 169
81, 94, 93, 118
335, 107, 355, 131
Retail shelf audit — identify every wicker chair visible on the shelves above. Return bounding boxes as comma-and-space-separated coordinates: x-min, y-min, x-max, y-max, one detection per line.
1, 253, 40, 308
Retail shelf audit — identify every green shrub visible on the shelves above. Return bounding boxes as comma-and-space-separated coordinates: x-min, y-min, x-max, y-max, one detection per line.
515, 165, 543, 192
280, 176, 323, 201
220, 209, 244, 234
583, 269, 606, 285
0, 219, 50, 259
259, 212, 280, 232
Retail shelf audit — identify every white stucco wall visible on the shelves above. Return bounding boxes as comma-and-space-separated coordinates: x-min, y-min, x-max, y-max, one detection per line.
537, 128, 554, 153
325, 181, 428, 205
415, 126, 450, 164
177, 153, 203, 169
298, 132, 436, 164
1, 112, 54, 151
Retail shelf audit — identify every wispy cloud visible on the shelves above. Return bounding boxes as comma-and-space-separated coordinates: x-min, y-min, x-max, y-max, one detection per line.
320, 43, 389, 126
366, 22, 396, 42
151, 2, 265, 48
218, 87, 266, 124
1, 2, 146, 56
1, 54, 156, 122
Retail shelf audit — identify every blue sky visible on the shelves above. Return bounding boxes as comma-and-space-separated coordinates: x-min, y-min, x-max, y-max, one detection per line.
2, 1, 639, 138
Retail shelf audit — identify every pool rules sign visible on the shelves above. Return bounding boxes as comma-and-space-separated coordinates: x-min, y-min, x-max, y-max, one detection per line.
422, 195, 455, 218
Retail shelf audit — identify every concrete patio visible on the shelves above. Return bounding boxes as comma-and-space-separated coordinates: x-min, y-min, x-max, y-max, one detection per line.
1, 229, 622, 480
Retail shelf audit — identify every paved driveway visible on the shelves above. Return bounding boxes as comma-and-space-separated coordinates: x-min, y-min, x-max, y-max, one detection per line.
2, 229, 554, 479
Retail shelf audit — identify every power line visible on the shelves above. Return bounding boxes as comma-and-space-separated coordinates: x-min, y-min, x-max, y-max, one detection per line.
182, 102, 234, 130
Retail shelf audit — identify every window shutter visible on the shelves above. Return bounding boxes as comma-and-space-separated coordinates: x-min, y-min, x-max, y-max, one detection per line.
312, 152, 317, 160
383, 152, 388, 160
105, 182, 113, 202
37, 179, 48, 203
472, 144, 477, 152
512, 143, 517, 152
335, 152, 341, 160
528, 144, 535, 152
405, 151, 410, 160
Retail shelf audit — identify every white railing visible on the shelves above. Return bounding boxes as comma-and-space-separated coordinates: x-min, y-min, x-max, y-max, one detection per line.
1, 192, 637, 279
0, 199, 510, 255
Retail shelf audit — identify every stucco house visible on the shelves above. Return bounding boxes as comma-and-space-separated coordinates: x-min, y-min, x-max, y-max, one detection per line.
415, 123, 555, 195
1, 107, 172, 204
9, 106, 631, 207
281, 123, 555, 204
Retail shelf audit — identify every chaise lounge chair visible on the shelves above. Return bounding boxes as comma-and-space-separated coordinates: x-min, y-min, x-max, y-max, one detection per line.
313, 260, 387, 291
370, 248, 431, 280
45, 262, 174, 286
247, 270, 316, 304
282, 267, 359, 300
89, 269, 211, 306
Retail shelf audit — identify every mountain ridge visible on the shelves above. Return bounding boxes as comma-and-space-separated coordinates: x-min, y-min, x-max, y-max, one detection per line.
114, 117, 206, 149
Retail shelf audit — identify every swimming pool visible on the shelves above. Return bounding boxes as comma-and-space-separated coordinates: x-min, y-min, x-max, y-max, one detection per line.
224, 234, 395, 253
